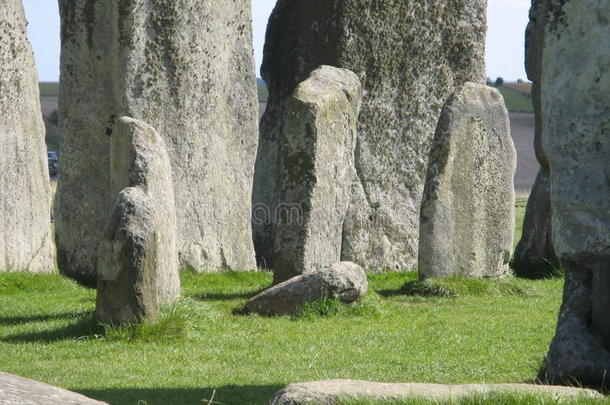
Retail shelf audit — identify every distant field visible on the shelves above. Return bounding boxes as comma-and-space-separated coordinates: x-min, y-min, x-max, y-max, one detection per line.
495, 85, 534, 113
39, 82, 59, 98
503, 81, 533, 96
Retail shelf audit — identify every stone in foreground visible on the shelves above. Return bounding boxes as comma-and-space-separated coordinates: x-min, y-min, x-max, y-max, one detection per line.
512, 0, 558, 274
419, 83, 516, 279
0, 0, 55, 272
96, 117, 180, 324
0, 371, 107, 405
542, 0, 610, 387
271, 66, 361, 284
57, 0, 258, 285
253, 0, 487, 272
245, 262, 367, 316
267, 379, 603, 405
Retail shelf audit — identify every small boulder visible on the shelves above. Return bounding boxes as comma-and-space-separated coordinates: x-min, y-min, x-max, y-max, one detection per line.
245, 262, 367, 316
0, 371, 108, 405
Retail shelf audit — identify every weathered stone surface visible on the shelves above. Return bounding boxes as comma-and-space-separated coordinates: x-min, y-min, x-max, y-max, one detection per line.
253, 0, 487, 272
271, 66, 361, 284
56, 0, 258, 285
96, 117, 180, 324
0, 371, 108, 405
267, 379, 603, 405
0, 0, 54, 272
542, 0, 610, 386
245, 262, 367, 316
419, 83, 516, 279
513, 0, 558, 273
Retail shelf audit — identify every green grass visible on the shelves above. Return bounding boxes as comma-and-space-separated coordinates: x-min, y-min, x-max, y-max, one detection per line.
514, 197, 527, 249
491, 85, 534, 113
0, 269, 571, 405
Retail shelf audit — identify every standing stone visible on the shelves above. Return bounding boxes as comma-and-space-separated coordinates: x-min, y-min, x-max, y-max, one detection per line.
512, 0, 559, 275
0, 0, 55, 272
271, 66, 361, 284
96, 117, 179, 324
419, 83, 516, 279
542, 0, 610, 386
253, 0, 487, 272
57, 1, 258, 285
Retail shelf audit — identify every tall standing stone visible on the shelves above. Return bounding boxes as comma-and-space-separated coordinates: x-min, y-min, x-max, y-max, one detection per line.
0, 0, 55, 272
419, 83, 516, 279
271, 66, 361, 284
253, 0, 487, 272
512, 0, 558, 275
542, 0, 610, 386
96, 117, 180, 324
57, 1, 258, 285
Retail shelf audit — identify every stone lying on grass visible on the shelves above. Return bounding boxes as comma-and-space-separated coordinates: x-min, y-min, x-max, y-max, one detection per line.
0, 371, 108, 405
245, 262, 367, 316
267, 379, 603, 405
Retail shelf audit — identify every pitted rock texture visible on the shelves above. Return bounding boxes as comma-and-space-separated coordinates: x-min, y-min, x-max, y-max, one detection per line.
0, 0, 55, 272
513, 0, 558, 274
271, 66, 361, 284
96, 117, 180, 324
542, 0, 610, 386
0, 371, 108, 405
245, 262, 367, 316
253, 0, 487, 272
419, 83, 516, 279
267, 379, 603, 405
57, 0, 258, 285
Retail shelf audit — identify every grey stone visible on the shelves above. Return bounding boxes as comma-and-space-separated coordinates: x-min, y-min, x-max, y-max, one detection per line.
267, 379, 603, 405
56, 0, 258, 285
419, 83, 516, 279
0, 371, 108, 405
253, 0, 487, 272
513, 0, 558, 273
542, 0, 610, 386
271, 66, 361, 284
96, 117, 180, 324
0, 0, 55, 272
245, 262, 367, 316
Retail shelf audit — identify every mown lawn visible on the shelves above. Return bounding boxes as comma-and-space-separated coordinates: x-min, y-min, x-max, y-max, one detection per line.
0, 199, 595, 405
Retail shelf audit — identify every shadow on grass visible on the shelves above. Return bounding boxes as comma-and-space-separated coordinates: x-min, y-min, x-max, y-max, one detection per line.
191, 289, 266, 302
1, 315, 102, 343
0, 312, 87, 326
78, 384, 284, 405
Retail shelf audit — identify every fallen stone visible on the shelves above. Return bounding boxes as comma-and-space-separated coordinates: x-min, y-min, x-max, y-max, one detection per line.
56, 0, 258, 285
267, 379, 603, 405
96, 117, 180, 324
0, 0, 55, 272
512, 0, 558, 274
541, 0, 610, 387
245, 262, 367, 316
253, 0, 487, 272
419, 82, 516, 278
0, 371, 107, 405
271, 66, 361, 284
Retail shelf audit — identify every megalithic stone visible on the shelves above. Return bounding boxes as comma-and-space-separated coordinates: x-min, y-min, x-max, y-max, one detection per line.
0, 0, 55, 272
56, 1, 259, 285
271, 66, 362, 284
542, 0, 610, 387
253, 0, 487, 272
96, 117, 180, 324
418, 83, 516, 279
512, 0, 559, 275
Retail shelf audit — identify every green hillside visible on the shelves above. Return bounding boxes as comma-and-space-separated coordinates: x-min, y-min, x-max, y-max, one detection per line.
493, 85, 534, 113
39, 82, 59, 98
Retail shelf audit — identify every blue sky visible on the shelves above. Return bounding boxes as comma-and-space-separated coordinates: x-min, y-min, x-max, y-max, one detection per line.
23, 0, 531, 82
